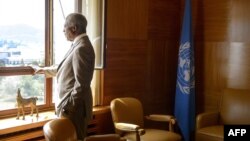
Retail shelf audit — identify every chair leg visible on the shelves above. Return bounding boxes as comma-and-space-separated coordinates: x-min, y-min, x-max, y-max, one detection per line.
136, 130, 141, 141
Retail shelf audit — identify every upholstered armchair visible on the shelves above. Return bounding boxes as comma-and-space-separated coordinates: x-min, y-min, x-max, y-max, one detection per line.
43, 118, 124, 141
110, 97, 182, 141
195, 88, 250, 141
43, 118, 77, 141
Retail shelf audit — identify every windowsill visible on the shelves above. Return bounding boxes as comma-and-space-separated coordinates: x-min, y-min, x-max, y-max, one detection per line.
0, 106, 110, 135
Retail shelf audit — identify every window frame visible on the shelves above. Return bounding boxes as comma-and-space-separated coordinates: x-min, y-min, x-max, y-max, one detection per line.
0, 0, 106, 119
0, 0, 53, 118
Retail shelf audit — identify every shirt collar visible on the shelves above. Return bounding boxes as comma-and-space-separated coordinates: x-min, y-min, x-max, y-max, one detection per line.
73, 33, 87, 44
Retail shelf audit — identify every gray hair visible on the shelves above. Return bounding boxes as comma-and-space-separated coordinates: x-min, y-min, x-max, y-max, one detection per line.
65, 13, 87, 34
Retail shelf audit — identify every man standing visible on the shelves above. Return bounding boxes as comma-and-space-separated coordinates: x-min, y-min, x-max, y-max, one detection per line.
36, 13, 95, 140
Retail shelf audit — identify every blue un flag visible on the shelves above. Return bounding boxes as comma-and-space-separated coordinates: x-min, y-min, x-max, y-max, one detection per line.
174, 0, 195, 141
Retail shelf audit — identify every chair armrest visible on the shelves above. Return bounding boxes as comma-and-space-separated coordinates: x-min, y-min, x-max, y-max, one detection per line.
196, 111, 220, 130
145, 114, 174, 122
115, 122, 140, 132
145, 114, 176, 131
114, 122, 145, 135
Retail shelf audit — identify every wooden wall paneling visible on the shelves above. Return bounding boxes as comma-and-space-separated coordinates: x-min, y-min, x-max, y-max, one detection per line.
103, 39, 149, 105
226, 0, 250, 99
225, 43, 250, 89
230, 0, 250, 42
145, 0, 180, 115
105, 0, 150, 106
202, 42, 228, 91
145, 41, 168, 114
148, 0, 180, 40
145, 40, 179, 115
193, 0, 205, 114
194, 0, 250, 113
202, 90, 222, 112
195, 41, 229, 112
193, 0, 231, 42
200, 42, 229, 111
104, 0, 181, 117
107, 0, 148, 39
193, 0, 231, 113
92, 111, 115, 134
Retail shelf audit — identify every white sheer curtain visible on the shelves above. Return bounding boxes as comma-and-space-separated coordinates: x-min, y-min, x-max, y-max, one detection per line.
80, 0, 105, 106
83, 0, 104, 68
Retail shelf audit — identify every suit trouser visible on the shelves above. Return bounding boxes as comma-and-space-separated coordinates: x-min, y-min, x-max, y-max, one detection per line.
58, 102, 89, 140
72, 117, 88, 140
60, 111, 88, 140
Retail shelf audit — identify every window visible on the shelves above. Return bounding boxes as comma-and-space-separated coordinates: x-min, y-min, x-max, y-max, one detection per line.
53, 0, 106, 68
0, 0, 106, 118
0, 0, 47, 117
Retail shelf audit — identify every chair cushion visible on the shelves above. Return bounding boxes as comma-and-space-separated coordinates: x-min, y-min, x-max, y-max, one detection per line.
124, 129, 182, 141
196, 125, 223, 141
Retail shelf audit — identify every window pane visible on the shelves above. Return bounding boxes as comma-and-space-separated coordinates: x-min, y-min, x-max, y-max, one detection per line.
52, 0, 74, 103
53, 0, 74, 64
0, 75, 45, 111
0, 0, 45, 67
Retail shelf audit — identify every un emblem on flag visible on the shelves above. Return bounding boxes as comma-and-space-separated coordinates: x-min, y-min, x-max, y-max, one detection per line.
176, 42, 195, 94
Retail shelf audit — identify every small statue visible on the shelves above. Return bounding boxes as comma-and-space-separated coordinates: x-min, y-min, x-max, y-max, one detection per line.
16, 88, 39, 120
